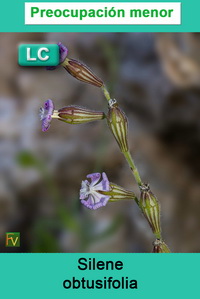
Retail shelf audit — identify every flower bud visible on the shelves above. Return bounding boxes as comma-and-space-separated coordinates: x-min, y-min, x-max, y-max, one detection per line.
61, 58, 103, 87
152, 239, 171, 253
58, 105, 105, 124
40, 100, 105, 131
107, 99, 129, 153
139, 184, 161, 239
99, 182, 136, 202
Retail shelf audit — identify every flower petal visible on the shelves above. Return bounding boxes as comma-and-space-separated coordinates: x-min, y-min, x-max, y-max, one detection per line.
40, 99, 54, 132
44, 99, 54, 113
58, 42, 68, 63
46, 66, 57, 71
46, 42, 68, 70
94, 172, 110, 191
80, 180, 89, 199
87, 173, 101, 186
81, 195, 110, 210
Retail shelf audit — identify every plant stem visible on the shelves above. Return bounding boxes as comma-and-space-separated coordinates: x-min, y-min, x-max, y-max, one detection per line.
123, 150, 143, 187
101, 84, 170, 250
101, 85, 111, 102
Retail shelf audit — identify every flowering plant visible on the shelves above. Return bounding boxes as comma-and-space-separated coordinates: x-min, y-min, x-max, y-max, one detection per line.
40, 42, 170, 253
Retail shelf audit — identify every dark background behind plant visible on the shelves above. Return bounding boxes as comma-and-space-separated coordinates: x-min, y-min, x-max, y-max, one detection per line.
0, 32, 200, 253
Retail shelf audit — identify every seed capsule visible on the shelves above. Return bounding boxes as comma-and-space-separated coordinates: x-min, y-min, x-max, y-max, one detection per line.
58, 105, 105, 124
107, 99, 129, 153
62, 58, 103, 87
99, 182, 136, 202
139, 184, 161, 239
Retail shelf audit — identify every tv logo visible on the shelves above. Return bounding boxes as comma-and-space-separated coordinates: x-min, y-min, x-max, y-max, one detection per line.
5, 232, 20, 247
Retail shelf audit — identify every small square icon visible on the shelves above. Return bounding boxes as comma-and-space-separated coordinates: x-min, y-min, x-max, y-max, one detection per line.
5, 232, 20, 247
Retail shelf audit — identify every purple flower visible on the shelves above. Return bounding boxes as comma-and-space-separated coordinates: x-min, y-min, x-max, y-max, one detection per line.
80, 172, 110, 210
39, 99, 55, 132
46, 42, 68, 70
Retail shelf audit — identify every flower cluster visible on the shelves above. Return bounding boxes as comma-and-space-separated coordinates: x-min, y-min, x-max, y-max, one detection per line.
39, 42, 170, 253
40, 43, 134, 210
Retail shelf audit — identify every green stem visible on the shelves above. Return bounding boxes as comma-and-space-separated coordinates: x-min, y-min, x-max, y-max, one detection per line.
101, 85, 111, 102
123, 150, 143, 187
101, 85, 167, 247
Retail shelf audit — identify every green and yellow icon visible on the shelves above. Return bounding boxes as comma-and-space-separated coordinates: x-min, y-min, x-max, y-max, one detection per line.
5, 232, 20, 247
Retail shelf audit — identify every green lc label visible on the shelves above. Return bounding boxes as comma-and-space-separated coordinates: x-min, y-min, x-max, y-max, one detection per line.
18, 44, 59, 66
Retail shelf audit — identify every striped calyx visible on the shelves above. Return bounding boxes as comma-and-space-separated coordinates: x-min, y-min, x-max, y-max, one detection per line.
58, 105, 105, 124
152, 239, 171, 253
107, 100, 129, 153
99, 182, 136, 202
139, 184, 161, 239
62, 58, 103, 87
